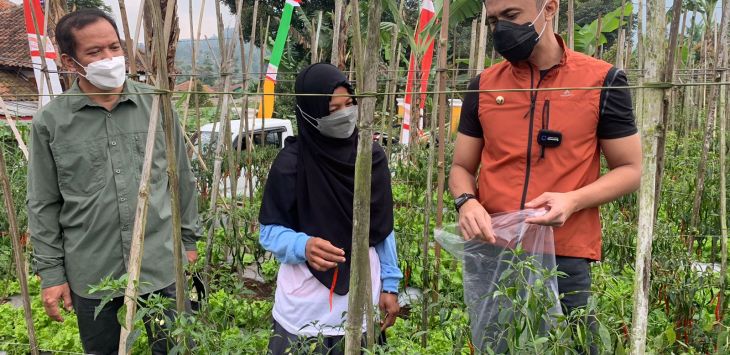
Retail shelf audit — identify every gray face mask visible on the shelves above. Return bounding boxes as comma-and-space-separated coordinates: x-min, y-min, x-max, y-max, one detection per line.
298, 105, 358, 139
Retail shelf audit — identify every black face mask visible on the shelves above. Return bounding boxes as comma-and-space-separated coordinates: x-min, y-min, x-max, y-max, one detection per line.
492, 5, 548, 64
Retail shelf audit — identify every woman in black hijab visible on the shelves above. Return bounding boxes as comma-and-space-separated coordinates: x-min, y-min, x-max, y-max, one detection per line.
259, 63, 402, 354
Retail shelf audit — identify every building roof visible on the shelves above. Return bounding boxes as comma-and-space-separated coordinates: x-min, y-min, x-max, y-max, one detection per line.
0, 66, 38, 103
0, 0, 15, 12
0, 2, 33, 70
174, 79, 215, 93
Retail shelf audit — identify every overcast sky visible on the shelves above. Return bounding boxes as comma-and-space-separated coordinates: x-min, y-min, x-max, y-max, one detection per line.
9, 0, 724, 40
9, 0, 237, 39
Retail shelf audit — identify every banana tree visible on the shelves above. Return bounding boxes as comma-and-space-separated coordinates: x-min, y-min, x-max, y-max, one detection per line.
573, 3, 633, 56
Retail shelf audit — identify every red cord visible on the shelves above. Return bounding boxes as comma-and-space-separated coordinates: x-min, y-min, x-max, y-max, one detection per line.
329, 267, 338, 312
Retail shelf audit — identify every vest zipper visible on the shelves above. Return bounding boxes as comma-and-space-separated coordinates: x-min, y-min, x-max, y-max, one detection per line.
520, 65, 552, 209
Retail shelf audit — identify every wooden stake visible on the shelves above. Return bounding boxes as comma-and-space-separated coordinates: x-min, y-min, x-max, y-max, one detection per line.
203, 0, 246, 288
0, 144, 38, 355
331, 0, 343, 67
476, 4, 488, 71
312, 10, 323, 64
120, 0, 184, 350
0, 96, 29, 160
652, 0, 683, 225
629, 0, 666, 352
716, 0, 730, 334
118, 0, 138, 80
345, 0, 382, 352
432, 0, 450, 308
468, 19, 477, 74
567, 0, 574, 50
615, 0, 627, 69
118, 95, 161, 354
27, 0, 55, 105
690, 0, 729, 239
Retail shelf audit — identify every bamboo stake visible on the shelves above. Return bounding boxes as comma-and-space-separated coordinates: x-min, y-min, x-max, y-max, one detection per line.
468, 19, 477, 73
382, 0, 404, 154
345, 0, 382, 351
236, 0, 259, 204
312, 11, 323, 64
476, 4, 488, 71
432, 0, 450, 305
27, 0, 55, 105
331, 0, 343, 66
0, 96, 29, 160
203, 0, 246, 288
690, 0, 729, 240
0, 144, 38, 355
715, 0, 730, 334
629, 0, 666, 352
119, 0, 184, 350
594, 14, 603, 59
717, 0, 730, 334
180, 0, 206, 131
567, 0, 574, 50
118, 96, 161, 353
615, 0, 627, 69
636, 0, 644, 71
624, 10, 634, 69
652, 0, 683, 224
244, 0, 260, 202
718, 64, 729, 334
158, 0, 186, 314
118, 0, 138, 80
227, 0, 247, 205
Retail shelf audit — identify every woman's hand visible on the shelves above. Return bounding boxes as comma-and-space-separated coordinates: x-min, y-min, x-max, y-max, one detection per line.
379, 292, 400, 330
305, 237, 346, 271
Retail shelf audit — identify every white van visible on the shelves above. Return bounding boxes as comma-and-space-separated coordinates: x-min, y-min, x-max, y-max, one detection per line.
190, 117, 294, 197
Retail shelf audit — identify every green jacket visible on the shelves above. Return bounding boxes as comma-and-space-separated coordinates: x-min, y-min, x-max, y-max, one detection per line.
27, 80, 202, 298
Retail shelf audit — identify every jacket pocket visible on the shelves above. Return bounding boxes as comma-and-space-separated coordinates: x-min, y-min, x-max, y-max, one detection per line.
51, 138, 108, 196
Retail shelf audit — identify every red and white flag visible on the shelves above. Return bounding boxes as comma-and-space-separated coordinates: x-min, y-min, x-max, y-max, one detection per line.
24, 0, 62, 107
400, 0, 436, 145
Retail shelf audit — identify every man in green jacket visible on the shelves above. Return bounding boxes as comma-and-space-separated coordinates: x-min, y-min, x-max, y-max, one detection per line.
27, 9, 201, 354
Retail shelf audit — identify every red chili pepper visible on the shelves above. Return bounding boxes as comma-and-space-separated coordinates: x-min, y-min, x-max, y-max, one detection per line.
329, 267, 339, 312
716, 292, 722, 322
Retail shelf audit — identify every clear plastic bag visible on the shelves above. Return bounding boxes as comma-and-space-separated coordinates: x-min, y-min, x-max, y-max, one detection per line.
435, 209, 562, 353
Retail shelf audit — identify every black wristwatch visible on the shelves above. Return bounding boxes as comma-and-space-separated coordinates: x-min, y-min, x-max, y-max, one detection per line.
454, 193, 477, 212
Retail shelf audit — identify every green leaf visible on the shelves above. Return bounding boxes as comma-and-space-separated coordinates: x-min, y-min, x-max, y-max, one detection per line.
664, 324, 676, 345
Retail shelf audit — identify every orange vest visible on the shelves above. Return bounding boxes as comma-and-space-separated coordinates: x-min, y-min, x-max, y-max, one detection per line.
476, 36, 613, 260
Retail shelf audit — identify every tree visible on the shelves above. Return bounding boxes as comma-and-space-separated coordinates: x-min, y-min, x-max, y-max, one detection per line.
67, 0, 112, 12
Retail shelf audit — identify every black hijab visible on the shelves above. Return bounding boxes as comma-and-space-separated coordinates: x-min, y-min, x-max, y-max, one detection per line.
259, 63, 394, 295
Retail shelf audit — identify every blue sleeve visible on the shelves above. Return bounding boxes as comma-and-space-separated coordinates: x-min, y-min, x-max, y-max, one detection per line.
375, 231, 403, 293
259, 224, 310, 264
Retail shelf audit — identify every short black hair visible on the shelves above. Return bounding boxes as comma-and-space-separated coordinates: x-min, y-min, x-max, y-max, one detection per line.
55, 9, 120, 58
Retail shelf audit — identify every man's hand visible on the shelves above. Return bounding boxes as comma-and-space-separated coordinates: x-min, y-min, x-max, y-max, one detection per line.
305, 237, 345, 271
458, 199, 496, 243
379, 292, 400, 331
41, 283, 73, 322
186, 250, 198, 264
524, 192, 578, 226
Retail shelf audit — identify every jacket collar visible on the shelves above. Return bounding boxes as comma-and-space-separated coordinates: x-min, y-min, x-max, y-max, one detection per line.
69, 79, 139, 112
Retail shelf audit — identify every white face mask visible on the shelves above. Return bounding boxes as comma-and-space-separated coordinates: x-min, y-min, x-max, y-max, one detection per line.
73, 56, 127, 90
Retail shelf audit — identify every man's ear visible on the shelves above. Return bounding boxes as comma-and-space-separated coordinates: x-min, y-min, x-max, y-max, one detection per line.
544, 0, 559, 22
60, 53, 78, 73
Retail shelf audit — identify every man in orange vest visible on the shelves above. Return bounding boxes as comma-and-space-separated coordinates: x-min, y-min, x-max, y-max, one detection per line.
449, 0, 641, 352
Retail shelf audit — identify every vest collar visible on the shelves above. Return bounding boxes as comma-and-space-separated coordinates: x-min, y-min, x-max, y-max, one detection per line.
508, 34, 570, 81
